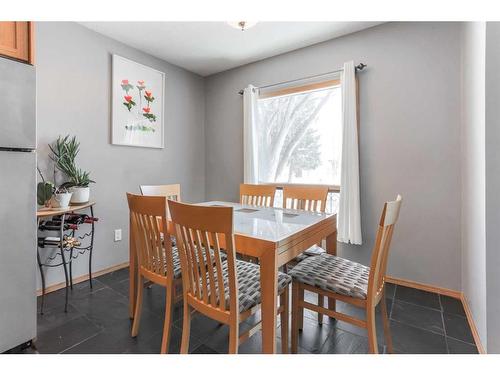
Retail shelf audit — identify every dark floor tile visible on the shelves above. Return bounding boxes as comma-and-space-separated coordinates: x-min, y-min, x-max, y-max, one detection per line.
35, 316, 101, 354
174, 312, 225, 344
319, 329, 372, 354
440, 295, 466, 317
394, 286, 440, 310
326, 301, 390, 345
192, 344, 219, 354
37, 304, 83, 335
391, 300, 444, 335
237, 334, 285, 354
390, 320, 447, 354
447, 337, 478, 354
443, 313, 474, 344
68, 287, 130, 330
95, 267, 129, 286
385, 283, 396, 300
123, 325, 201, 354
63, 307, 164, 354
292, 316, 334, 353
140, 284, 184, 323
107, 278, 129, 298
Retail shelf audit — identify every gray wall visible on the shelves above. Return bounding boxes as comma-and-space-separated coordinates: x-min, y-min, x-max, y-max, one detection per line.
205, 22, 462, 290
461, 22, 487, 349
485, 22, 500, 354
36, 22, 206, 288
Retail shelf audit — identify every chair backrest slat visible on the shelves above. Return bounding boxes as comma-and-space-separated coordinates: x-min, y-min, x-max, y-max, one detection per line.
169, 200, 237, 315
240, 184, 276, 207
368, 195, 402, 303
127, 193, 174, 280
282, 186, 329, 213
140, 184, 181, 202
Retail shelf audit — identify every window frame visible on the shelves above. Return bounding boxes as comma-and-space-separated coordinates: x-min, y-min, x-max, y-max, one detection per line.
256, 78, 342, 191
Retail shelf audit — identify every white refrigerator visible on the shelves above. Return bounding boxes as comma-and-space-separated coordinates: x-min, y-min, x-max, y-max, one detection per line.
0, 57, 37, 352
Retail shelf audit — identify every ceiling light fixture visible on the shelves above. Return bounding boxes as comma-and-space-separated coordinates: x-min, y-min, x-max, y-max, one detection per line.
227, 21, 257, 31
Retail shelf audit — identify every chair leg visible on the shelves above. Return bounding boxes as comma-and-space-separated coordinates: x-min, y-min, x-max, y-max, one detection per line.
367, 305, 379, 354
160, 284, 174, 354
180, 301, 191, 354
131, 275, 144, 337
280, 287, 289, 354
298, 285, 304, 330
317, 294, 324, 325
291, 282, 299, 353
228, 319, 239, 354
381, 290, 393, 354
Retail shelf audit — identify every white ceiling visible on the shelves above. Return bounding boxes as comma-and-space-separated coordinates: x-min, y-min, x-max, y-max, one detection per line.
80, 22, 382, 76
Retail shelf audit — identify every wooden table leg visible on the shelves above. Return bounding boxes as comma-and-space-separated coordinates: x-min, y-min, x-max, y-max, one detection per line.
326, 231, 337, 311
129, 215, 136, 319
259, 249, 278, 354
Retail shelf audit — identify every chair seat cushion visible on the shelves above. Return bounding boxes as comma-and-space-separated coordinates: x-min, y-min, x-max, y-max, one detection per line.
295, 244, 326, 262
206, 260, 291, 312
288, 254, 369, 299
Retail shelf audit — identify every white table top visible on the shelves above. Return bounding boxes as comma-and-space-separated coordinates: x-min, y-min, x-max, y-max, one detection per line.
198, 201, 335, 243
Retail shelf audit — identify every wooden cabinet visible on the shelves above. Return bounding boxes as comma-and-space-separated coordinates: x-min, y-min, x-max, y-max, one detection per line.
0, 22, 34, 64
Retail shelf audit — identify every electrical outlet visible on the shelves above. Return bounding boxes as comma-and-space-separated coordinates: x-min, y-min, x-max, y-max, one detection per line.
114, 229, 122, 242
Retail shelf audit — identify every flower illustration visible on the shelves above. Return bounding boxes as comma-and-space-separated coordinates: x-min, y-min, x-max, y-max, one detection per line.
122, 79, 129, 85
121, 79, 134, 93
124, 95, 133, 102
144, 90, 155, 103
136, 80, 146, 91
143, 107, 150, 113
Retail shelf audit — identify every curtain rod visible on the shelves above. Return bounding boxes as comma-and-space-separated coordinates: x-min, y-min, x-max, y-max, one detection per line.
238, 63, 367, 95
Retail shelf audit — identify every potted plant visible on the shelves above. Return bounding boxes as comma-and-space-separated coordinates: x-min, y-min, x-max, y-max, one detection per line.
49, 186, 73, 208
49, 135, 95, 204
37, 167, 72, 208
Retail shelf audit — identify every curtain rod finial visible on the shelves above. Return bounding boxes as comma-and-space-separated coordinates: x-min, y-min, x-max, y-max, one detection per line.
356, 63, 367, 71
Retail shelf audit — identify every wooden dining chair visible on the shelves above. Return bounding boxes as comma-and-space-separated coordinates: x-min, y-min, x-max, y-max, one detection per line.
289, 195, 402, 354
239, 184, 276, 207
282, 185, 329, 213
140, 184, 181, 202
168, 200, 291, 354
127, 193, 181, 354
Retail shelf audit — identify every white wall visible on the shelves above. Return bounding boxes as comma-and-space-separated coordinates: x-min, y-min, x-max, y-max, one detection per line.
204, 22, 462, 290
36, 22, 206, 288
461, 22, 487, 350
485, 21, 500, 354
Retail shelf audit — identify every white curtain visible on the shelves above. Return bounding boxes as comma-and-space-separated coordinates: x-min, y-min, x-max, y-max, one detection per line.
243, 85, 259, 184
338, 61, 362, 245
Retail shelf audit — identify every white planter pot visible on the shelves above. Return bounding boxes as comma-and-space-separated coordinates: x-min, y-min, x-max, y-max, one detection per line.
69, 187, 90, 204
50, 192, 73, 208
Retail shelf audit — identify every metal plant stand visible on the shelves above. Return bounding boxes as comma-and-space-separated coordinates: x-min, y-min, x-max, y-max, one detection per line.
36, 202, 97, 314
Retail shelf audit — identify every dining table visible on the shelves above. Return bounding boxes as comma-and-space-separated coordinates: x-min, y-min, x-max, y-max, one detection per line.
128, 201, 337, 354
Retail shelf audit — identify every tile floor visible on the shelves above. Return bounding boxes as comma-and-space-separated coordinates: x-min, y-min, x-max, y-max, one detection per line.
12, 267, 478, 354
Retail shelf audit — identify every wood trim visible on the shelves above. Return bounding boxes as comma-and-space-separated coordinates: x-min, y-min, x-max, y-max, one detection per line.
28, 21, 34, 65
460, 293, 486, 354
259, 79, 340, 99
385, 276, 462, 299
260, 182, 340, 194
36, 261, 129, 296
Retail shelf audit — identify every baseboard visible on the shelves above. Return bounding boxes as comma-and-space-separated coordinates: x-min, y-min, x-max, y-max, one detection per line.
386, 275, 486, 354
460, 293, 486, 354
37, 262, 130, 296
385, 276, 462, 299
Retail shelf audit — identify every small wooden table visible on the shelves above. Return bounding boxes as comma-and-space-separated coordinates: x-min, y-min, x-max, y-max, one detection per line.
128, 201, 337, 354
37, 201, 96, 313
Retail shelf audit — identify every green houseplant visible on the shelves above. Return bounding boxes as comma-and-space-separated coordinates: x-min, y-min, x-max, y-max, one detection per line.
49, 135, 95, 204
36, 167, 72, 208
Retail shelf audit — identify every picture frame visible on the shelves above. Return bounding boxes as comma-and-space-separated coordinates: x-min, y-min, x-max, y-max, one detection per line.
111, 54, 165, 149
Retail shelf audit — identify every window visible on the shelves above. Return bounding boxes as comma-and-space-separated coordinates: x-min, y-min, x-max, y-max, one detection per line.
256, 80, 342, 187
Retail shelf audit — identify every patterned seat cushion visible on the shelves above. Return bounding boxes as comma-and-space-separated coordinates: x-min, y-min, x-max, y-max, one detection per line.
295, 244, 326, 263
204, 259, 291, 312
288, 254, 369, 299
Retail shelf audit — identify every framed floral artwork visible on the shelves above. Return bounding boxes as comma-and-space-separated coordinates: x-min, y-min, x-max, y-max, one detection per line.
111, 55, 165, 148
